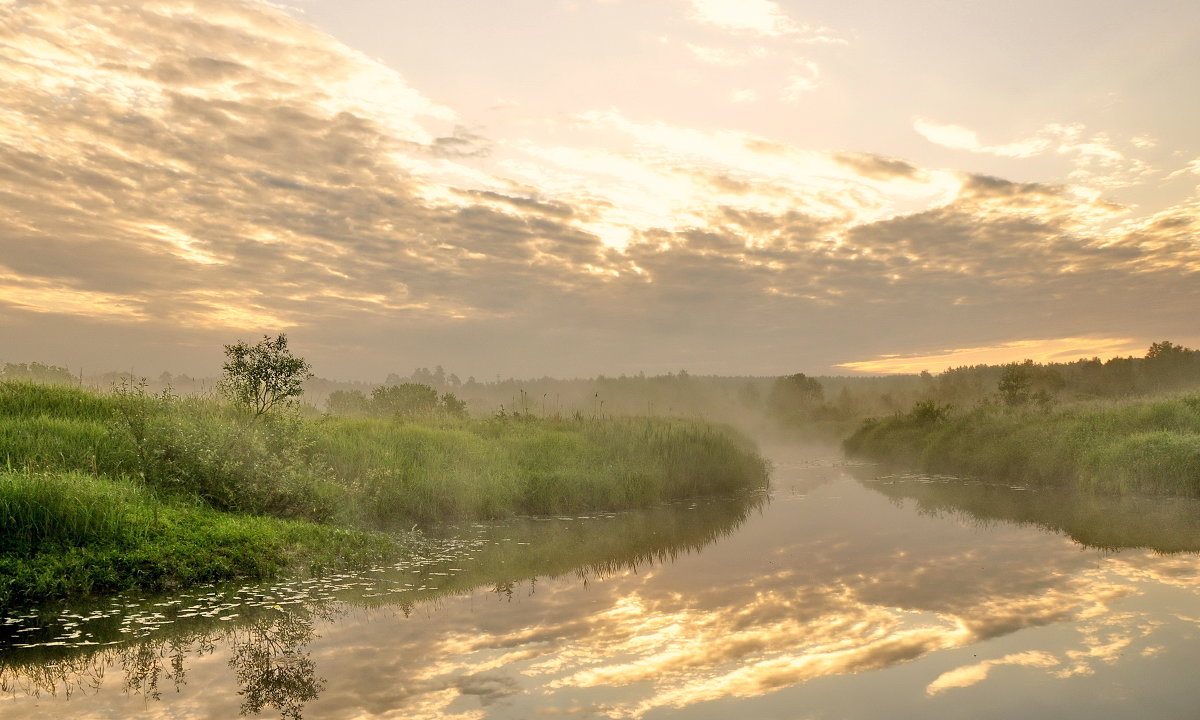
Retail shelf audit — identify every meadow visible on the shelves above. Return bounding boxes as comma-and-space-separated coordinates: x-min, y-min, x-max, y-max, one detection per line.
0, 381, 768, 607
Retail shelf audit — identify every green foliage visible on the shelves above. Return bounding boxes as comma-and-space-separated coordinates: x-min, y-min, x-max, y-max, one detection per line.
0, 468, 395, 607
0, 471, 154, 557
767, 373, 825, 424
0, 380, 112, 421
0, 362, 73, 384
845, 394, 1200, 496
325, 389, 370, 415
220, 334, 313, 417
325, 383, 469, 420
313, 414, 768, 524
1143, 340, 1200, 391
439, 391, 468, 418
369, 383, 438, 418
997, 360, 1063, 407
0, 380, 768, 606
909, 399, 952, 425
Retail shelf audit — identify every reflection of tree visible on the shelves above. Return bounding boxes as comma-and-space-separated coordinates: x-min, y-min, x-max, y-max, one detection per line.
230, 610, 325, 720
1, 607, 326, 719
122, 631, 215, 700
0, 653, 105, 699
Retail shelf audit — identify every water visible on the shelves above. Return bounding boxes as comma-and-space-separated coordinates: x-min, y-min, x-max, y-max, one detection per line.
4, 444, 1200, 718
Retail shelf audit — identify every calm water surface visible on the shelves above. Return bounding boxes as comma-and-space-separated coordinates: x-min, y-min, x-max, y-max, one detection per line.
4, 444, 1200, 719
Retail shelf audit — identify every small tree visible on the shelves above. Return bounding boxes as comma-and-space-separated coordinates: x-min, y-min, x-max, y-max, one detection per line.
326, 389, 370, 415
767, 373, 825, 424
997, 364, 1032, 407
998, 360, 1062, 407
221, 334, 312, 417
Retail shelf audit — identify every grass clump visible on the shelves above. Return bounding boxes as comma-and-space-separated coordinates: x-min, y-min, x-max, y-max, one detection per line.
0, 380, 768, 607
844, 394, 1200, 495
315, 414, 768, 524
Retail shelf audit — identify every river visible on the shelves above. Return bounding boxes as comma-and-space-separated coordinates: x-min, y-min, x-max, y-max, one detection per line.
3, 444, 1200, 719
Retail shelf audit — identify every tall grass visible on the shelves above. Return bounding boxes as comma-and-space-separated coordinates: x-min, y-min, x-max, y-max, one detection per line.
0, 380, 769, 606
315, 414, 769, 524
0, 469, 396, 607
844, 394, 1200, 495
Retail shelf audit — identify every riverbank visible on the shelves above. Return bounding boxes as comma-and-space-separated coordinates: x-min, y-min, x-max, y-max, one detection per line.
843, 394, 1200, 495
0, 381, 768, 607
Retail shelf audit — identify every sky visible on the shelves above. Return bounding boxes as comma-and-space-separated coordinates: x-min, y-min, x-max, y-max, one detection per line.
1, 0, 1198, 380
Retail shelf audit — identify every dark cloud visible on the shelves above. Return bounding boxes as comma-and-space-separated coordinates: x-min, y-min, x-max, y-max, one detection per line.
832, 152, 920, 181
430, 126, 491, 158
147, 56, 249, 85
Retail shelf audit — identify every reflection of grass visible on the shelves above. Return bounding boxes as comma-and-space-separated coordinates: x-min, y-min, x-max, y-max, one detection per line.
0, 491, 762, 717
844, 395, 1200, 495
397, 491, 768, 606
858, 472, 1200, 553
0, 381, 768, 606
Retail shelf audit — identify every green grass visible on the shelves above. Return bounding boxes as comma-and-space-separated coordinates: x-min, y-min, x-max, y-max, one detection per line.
316, 414, 769, 524
0, 469, 397, 607
0, 381, 768, 607
844, 394, 1200, 495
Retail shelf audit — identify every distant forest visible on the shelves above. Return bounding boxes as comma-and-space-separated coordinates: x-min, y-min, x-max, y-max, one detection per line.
5, 340, 1199, 435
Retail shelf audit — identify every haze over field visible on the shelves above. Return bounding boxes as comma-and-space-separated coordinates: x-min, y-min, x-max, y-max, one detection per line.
2, 0, 1197, 379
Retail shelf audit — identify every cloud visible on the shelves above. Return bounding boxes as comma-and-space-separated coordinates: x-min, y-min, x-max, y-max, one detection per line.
1165, 156, 1200, 181
913, 118, 1051, 158
926, 652, 1060, 695
831, 153, 920, 182
0, 0, 1197, 379
780, 60, 821, 100
913, 118, 1156, 189
684, 0, 844, 44
686, 0, 803, 38
836, 336, 1145, 374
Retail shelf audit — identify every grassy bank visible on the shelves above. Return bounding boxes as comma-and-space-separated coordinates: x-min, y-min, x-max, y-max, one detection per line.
0, 470, 397, 607
0, 381, 768, 607
843, 395, 1200, 495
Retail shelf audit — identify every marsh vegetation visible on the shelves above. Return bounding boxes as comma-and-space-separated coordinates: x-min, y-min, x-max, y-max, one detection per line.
0, 379, 767, 607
